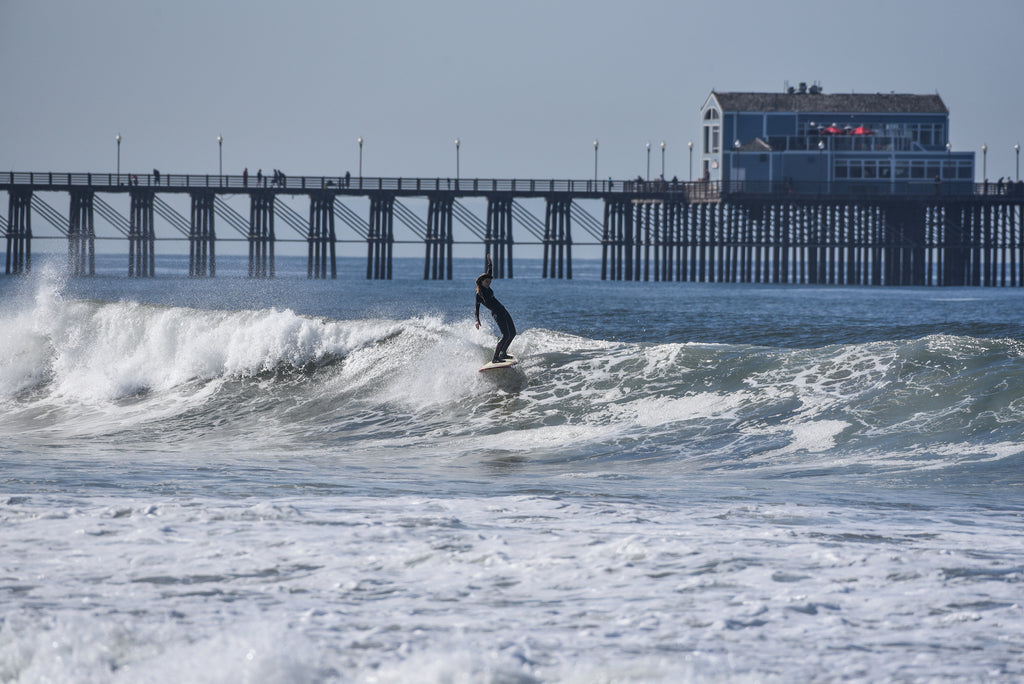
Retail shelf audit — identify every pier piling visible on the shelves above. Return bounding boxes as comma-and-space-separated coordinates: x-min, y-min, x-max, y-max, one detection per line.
486, 197, 514, 279
308, 193, 336, 279
189, 192, 215, 277
543, 197, 572, 279
128, 189, 155, 278
5, 189, 32, 275
248, 192, 275, 278
423, 195, 453, 280
68, 190, 95, 276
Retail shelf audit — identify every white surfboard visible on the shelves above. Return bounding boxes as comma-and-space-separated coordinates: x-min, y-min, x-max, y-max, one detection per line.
478, 355, 518, 372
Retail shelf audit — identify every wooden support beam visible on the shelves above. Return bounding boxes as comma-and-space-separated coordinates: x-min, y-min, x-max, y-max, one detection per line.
601, 198, 632, 281
486, 196, 514, 279
129, 189, 155, 277
366, 194, 394, 280
68, 190, 95, 276
543, 196, 572, 279
424, 195, 452, 280
248, 191, 275, 278
306, 193, 336, 279
190, 191, 216, 277
6, 189, 32, 275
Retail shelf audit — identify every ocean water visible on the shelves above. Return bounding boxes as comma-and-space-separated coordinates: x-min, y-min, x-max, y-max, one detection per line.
2, 254, 1023, 683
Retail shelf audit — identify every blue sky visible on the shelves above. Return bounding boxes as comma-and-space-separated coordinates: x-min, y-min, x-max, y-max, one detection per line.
2, 0, 1023, 256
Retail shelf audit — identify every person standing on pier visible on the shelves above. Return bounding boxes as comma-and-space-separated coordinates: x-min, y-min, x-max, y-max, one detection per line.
475, 253, 516, 364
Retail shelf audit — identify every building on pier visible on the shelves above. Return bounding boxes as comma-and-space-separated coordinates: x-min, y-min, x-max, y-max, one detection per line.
700, 82, 975, 195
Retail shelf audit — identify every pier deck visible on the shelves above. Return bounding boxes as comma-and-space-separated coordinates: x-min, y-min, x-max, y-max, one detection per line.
3, 172, 1022, 286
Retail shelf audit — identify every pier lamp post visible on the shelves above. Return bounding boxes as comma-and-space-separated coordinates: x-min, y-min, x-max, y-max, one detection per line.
218, 135, 223, 176
455, 138, 460, 181
116, 133, 121, 177
646, 142, 651, 181
1016, 143, 1020, 181
982, 144, 987, 181
736, 139, 743, 190
660, 141, 666, 179
946, 142, 951, 194
817, 140, 825, 192
593, 139, 599, 182
357, 137, 363, 177
688, 140, 693, 182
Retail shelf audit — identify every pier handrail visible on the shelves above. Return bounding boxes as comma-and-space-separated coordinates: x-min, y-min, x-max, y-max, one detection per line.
0, 172, 603, 193
3, 171, 1020, 199
0, 171, 702, 198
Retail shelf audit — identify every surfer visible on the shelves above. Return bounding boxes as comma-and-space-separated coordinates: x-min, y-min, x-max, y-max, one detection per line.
475, 253, 516, 364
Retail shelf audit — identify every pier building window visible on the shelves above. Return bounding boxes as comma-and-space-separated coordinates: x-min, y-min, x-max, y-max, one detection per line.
905, 123, 945, 147
703, 109, 721, 154
888, 159, 971, 182
703, 125, 721, 154
835, 160, 883, 179
834, 160, 896, 181
892, 160, 958, 180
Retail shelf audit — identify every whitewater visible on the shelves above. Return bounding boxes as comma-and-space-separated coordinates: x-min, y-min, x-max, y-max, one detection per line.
2, 255, 1023, 683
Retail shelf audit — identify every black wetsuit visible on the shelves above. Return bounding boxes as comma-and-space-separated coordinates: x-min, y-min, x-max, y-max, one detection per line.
475, 279, 516, 362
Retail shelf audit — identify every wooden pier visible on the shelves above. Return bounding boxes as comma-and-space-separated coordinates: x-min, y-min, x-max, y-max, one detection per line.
3, 172, 1022, 286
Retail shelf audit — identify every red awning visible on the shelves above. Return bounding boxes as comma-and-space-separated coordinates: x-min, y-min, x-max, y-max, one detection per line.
822, 125, 845, 135
852, 126, 875, 135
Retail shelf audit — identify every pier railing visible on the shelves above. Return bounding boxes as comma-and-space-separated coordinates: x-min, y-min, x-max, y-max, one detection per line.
0, 171, 707, 197
3, 171, 1019, 200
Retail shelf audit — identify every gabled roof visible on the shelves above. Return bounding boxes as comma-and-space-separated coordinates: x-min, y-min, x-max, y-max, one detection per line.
710, 91, 948, 115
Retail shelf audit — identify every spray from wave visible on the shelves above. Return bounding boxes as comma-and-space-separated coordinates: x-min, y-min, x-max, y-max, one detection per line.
0, 268, 479, 403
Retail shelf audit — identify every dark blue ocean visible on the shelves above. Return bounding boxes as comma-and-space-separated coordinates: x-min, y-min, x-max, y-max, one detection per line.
2, 254, 1023, 682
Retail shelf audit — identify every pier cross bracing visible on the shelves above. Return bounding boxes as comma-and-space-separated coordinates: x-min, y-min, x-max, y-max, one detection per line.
3, 172, 1023, 286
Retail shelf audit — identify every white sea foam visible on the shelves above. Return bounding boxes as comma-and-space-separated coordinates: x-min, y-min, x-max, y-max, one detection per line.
2, 492, 1022, 682
609, 391, 750, 429
743, 419, 852, 462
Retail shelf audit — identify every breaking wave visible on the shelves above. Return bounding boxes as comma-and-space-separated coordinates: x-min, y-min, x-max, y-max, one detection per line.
3, 274, 1023, 484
